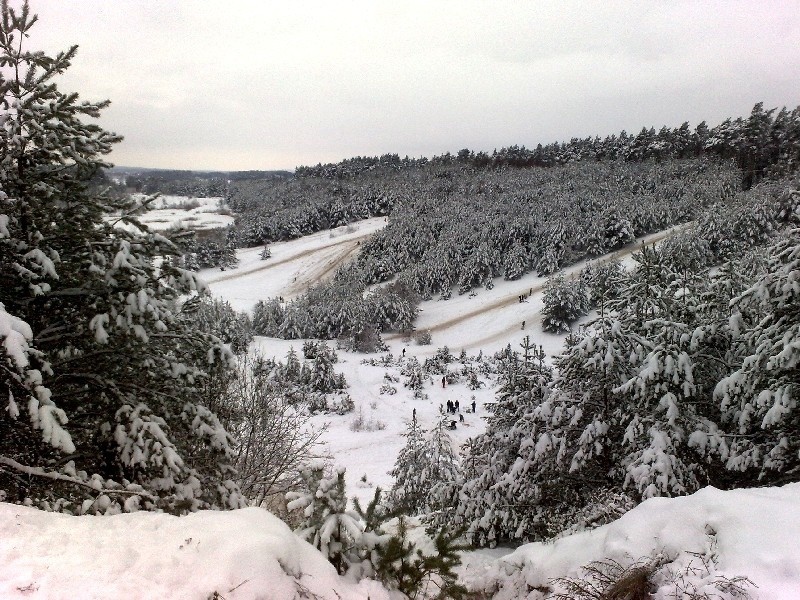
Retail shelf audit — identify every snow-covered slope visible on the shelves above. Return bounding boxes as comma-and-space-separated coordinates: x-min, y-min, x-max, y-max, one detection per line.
5, 219, 800, 599
4, 484, 799, 599
0, 503, 390, 600
465, 484, 800, 599
203, 217, 388, 309
205, 217, 683, 353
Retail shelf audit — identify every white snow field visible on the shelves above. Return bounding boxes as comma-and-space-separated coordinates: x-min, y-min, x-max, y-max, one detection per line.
4, 218, 799, 599
136, 195, 234, 231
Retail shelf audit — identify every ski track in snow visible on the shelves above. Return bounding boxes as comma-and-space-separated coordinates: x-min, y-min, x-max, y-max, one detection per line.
284, 239, 362, 297
209, 236, 362, 286
395, 223, 686, 353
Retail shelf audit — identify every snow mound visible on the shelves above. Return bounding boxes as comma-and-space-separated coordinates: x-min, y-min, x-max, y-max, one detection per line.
0, 504, 390, 600
469, 484, 800, 599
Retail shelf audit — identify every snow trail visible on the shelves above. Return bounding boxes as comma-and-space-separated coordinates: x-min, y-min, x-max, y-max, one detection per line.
389, 224, 687, 349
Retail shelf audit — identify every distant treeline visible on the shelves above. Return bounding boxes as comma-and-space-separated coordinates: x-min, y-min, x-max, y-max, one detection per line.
113, 168, 292, 197
296, 102, 800, 190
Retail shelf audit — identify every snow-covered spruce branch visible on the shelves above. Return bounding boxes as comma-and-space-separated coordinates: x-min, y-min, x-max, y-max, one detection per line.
693, 353, 737, 369
55, 373, 201, 405
0, 456, 156, 499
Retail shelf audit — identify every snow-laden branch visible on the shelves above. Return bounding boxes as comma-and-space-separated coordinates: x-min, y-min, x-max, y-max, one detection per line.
0, 456, 155, 499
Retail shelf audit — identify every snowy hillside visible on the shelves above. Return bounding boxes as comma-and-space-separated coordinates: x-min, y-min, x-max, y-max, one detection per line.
3, 485, 799, 599
465, 484, 800, 600
7, 217, 799, 599
197, 219, 687, 503
204, 217, 684, 351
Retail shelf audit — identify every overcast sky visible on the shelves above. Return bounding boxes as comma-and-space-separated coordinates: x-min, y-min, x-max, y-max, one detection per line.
28, 1, 800, 171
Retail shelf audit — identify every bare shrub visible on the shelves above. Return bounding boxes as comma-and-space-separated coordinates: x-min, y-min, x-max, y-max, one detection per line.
224, 354, 326, 507
548, 553, 755, 600
179, 198, 202, 210
349, 406, 387, 432
549, 557, 659, 600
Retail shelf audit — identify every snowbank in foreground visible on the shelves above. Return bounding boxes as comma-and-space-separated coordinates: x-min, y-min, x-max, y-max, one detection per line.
0, 504, 390, 600
467, 484, 800, 599
2, 486, 799, 599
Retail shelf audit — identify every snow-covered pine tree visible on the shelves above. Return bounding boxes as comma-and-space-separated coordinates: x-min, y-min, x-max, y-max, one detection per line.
302, 342, 346, 394
348, 487, 391, 580
389, 411, 428, 514
615, 316, 706, 499
424, 412, 462, 530
278, 304, 309, 339
194, 239, 222, 268
581, 260, 624, 310
402, 356, 426, 392
218, 226, 239, 270
607, 244, 670, 330
503, 242, 529, 280
659, 228, 713, 273
456, 340, 552, 546
282, 347, 303, 381
500, 316, 647, 537
251, 298, 284, 336
541, 274, 590, 333
714, 229, 800, 484
374, 516, 468, 600
259, 244, 271, 260
459, 241, 498, 293
0, 3, 241, 513
194, 296, 253, 354
609, 257, 719, 500
689, 249, 770, 409
599, 206, 635, 251
286, 462, 363, 575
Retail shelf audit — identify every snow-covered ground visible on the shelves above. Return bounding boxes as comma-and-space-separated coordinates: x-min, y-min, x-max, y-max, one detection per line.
466, 484, 800, 600
0, 503, 390, 600
202, 217, 388, 308
3, 485, 799, 598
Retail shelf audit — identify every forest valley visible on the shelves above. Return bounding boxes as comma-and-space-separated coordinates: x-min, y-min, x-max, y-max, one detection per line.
2, 1, 800, 598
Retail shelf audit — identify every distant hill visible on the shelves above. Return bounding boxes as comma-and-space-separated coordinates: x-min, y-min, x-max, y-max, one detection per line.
108, 166, 294, 181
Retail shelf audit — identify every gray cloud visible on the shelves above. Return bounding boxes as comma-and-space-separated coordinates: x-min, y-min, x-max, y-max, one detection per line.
29, 0, 800, 170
